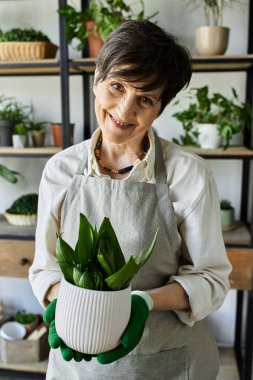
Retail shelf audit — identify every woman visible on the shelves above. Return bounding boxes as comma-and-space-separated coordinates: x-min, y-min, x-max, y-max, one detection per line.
29, 20, 231, 379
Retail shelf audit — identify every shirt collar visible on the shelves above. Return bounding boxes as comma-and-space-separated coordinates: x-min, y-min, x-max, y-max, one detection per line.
86, 127, 155, 182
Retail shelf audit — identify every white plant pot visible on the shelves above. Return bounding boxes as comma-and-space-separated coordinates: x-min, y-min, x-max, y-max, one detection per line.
12, 134, 26, 148
197, 123, 221, 149
195, 26, 229, 55
55, 277, 131, 354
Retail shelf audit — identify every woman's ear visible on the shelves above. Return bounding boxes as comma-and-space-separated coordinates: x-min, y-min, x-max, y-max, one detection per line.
94, 67, 99, 84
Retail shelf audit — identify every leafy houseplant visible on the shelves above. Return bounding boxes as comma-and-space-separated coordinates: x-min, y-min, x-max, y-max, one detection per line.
0, 95, 31, 146
58, 0, 158, 54
172, 85, 252, 149
0, 28, 58, 61
12, 122, 27, 148
220, 199, 235, 230
55, 213, 159, 354
56, 213, 159, 291
15, 310, 39, 335
4, 193, 38, 226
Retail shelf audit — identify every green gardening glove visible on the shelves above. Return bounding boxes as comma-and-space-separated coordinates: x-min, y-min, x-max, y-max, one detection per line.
97, 294, 150, 365
43, 299, 93, 362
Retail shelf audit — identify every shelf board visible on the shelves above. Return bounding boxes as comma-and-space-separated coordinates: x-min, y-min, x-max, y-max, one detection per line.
0, 55, 252, 75
192, 54, 253, 71
0, 146, 60, 157
223, 221, 252, 246
183, 145, 253, 158
0, 359, 47, 374
0, 215, 35, 240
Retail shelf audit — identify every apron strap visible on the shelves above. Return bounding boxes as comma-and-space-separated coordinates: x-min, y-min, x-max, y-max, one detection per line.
75, 145, 89, 175
153, 130, 167, 185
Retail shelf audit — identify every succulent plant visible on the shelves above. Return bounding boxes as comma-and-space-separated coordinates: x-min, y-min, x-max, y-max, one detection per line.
56, 213, 159, 291
6, 193, 38, 215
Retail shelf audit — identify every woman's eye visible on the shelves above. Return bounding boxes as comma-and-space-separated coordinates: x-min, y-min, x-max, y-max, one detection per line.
111, 82, 123, 91
140, 96, 153, 106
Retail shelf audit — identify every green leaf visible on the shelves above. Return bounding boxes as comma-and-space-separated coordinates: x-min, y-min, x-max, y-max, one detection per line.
98, 217, 125, 270
73, 266, 83, 286
56, 234, 77, 264
57, 260, 75, 285
134, 228, 159, 269
97, 252, 113, 277
75, 213, 94, 266
0, 164, 20, 183
78, 269, 94, 289
105, 256, 138, 291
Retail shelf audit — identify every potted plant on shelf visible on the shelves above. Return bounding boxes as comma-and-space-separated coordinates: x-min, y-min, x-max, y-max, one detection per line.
54, 213, 159, 354
4, 193, 38, 226
14, 310, 39, 335
220, 199, 235, 230
186, 0, 244, 55
0, 27, 58, 61
12, 122, 27, 148
58, 0, 158, 57
0, 95, 31, 146
172, 85, 252, 149
27, 107, 50, 147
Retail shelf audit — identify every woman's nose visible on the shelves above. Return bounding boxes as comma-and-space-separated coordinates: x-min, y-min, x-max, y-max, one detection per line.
118, 94, 137, 119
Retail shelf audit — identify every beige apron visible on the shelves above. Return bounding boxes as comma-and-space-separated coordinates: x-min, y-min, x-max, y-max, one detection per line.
46, 133, 219, 380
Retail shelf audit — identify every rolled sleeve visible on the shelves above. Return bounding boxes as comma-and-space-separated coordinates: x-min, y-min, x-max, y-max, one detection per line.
171, 170, 232, 326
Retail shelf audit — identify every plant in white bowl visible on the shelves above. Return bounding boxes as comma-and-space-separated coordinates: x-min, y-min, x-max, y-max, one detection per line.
54, 213, 158, 355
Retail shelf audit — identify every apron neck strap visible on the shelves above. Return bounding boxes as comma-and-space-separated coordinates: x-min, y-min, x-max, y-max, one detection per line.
153, 130, 167, 184
75, 129, 167, 184
76, 145, 89, 174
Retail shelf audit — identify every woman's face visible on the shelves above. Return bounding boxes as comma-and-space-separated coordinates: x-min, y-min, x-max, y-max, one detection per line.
93, 69, 163, 146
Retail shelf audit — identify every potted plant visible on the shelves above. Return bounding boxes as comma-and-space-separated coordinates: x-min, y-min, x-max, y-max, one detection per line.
0, 95, 30, 146
14, 310, 39, 335
4, 193, 38, 226
0, 27, 58, 61
186, 0, 230, 55
220, 199, 235, 230
186, 0, 243, 55
54, 213, 159, 354
58, 0, 158, 57
12, 122, 27, 148
172, 85, 252, 149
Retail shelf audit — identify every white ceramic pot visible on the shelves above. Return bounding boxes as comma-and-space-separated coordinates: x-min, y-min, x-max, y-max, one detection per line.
195, 26, 229, 55
55, 277, 131, 354
197, 123, 221, 149
12, 134, 26, 148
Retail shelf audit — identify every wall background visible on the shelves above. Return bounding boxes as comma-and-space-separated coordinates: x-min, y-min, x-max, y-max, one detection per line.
0, 0, 251, 346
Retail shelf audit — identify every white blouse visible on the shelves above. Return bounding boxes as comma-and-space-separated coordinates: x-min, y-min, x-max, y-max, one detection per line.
29, 128, 232, 326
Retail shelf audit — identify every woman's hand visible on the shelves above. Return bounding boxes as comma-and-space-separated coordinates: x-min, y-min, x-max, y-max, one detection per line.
45, 282, 60, 305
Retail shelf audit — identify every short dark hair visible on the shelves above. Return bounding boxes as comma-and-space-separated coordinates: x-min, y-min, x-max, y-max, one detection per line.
96, 20, 192, 114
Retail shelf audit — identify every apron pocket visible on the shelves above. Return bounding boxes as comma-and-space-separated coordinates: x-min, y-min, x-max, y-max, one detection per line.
112, 346, 189, 380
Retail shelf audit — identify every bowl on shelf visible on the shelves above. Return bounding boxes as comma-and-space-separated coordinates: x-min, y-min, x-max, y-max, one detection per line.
0, 321, 26, 341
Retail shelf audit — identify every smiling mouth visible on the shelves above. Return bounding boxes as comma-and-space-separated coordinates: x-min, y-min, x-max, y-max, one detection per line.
109, 114, 132, 129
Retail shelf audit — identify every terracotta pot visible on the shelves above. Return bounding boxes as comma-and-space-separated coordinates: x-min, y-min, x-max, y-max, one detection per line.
85, 21, 103, 58
55, 277, 131, 354
51, 123, 74, 147
195, 26, 229, 55
196, 123, 221, 149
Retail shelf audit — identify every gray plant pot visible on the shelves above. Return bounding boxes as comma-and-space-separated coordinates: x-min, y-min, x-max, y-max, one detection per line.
0, 120, 14, 146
